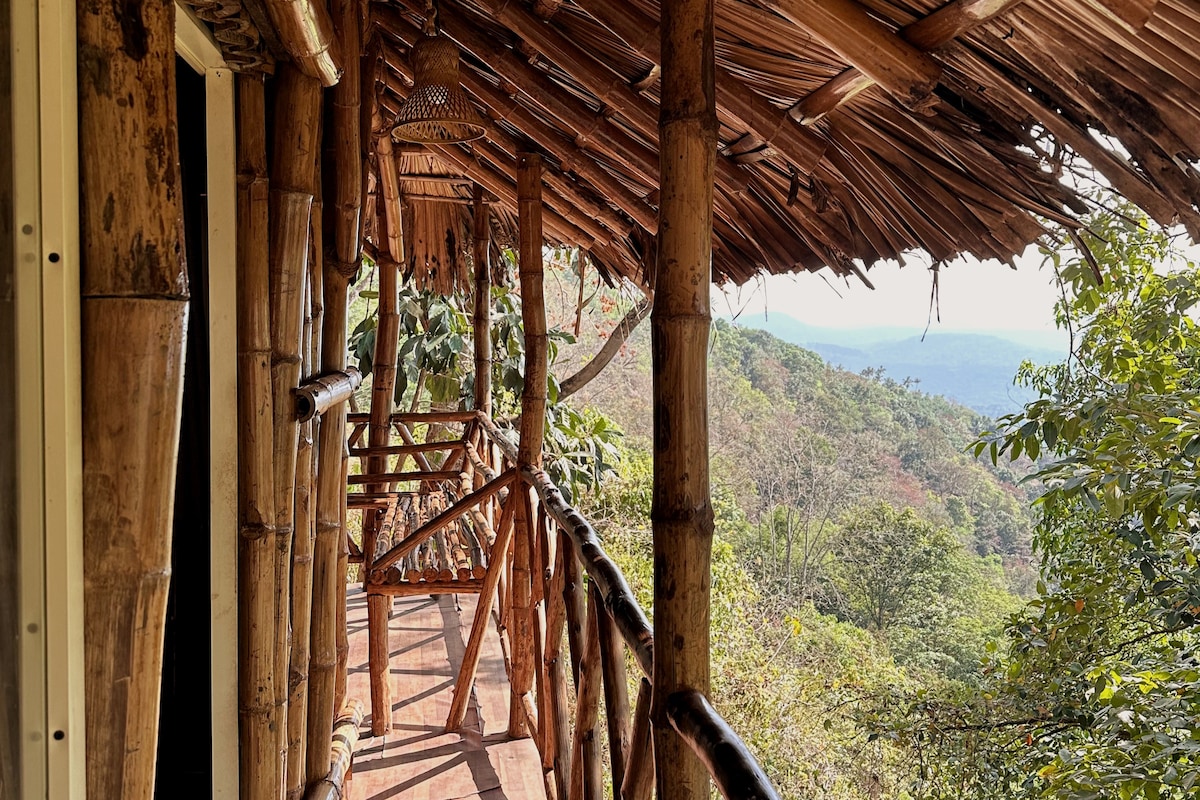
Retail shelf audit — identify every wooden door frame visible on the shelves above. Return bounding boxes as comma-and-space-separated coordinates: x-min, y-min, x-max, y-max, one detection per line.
175, 7, 239, 799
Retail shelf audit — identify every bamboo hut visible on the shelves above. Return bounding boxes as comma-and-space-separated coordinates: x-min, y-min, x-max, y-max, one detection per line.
5, 0, 1200, 797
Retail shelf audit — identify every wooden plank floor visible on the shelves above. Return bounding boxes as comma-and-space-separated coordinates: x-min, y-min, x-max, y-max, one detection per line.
345, 587, 546, 800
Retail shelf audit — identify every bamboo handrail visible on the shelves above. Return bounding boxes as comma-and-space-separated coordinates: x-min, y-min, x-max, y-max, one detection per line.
665, 690, 782, 800
296, 368, 363, 422
475, 411, 520, 464
518, 460, 783, 800
522, 466, 653, 677
304, 699, 365, 800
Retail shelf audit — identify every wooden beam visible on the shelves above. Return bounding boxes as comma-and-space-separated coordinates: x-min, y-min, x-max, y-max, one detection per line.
792, 0, 1026, 124
572, 0, 825, 173
759, 0, 942, 110
365, 579, 486, 595
665, 690, 782, 800
654, 0, 716, 795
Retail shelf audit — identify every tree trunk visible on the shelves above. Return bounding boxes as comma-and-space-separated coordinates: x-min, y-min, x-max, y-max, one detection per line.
652, 0, 717, 796
78, 1, 189, 796
557, 298, 651, 401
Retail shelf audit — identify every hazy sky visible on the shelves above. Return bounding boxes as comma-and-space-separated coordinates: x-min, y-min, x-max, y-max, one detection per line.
714, 245, 1065, 334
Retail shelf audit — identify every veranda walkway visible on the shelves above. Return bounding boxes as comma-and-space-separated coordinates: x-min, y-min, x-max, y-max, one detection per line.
345, 587, 544, 800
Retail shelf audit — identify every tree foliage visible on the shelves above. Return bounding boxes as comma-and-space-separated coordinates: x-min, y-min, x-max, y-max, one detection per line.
889, 205, 1200, 799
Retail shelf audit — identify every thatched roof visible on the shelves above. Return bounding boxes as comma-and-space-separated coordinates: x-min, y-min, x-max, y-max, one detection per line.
194, 0, 1200, 288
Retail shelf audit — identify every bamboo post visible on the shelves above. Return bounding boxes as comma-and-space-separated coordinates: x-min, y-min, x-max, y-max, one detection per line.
562, 535, 586, 689
654, 0, 716, 796
233, 74, 280, 800
545, 534, 573, 800
364, 243, 400, 735
331, 0, 362, 715
269, 64, 324, 787
596, 592, 631, 798
335, 435, 351, 711
307, 266, 352, 786
289, 178, 327, 799
510, 151, 547, 738
621, 679, 654, 800
472, 185, 491, 414
569, 586, 603, 800
77, 0, 189, 794
288, 256, 317, 800
307, 63, 359, 784
445, 491, 518, 730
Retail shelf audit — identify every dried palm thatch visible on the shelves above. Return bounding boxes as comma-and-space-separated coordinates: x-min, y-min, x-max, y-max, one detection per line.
348, 0, 1200, 288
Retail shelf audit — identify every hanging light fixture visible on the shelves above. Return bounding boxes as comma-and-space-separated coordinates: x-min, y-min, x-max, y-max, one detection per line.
392, 0, 486, 144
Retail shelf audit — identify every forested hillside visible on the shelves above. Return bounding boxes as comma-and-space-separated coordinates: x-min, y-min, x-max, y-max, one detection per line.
551, 295, 1039, 797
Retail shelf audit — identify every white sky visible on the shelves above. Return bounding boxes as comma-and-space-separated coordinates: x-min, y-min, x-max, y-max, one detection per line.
713, 245, 1065, 334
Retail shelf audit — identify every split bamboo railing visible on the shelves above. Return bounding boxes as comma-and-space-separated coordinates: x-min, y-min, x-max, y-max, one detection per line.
344, 408, 781, 800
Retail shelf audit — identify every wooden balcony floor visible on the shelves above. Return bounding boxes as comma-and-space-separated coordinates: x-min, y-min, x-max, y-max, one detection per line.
344, 587, 546, 800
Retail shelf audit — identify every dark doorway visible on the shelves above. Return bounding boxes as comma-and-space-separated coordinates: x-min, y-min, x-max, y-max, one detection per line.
155, 56, 213, 799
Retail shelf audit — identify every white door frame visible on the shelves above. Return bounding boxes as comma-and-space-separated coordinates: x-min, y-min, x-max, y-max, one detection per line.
13, 0, 85, 794
175, 7, 239, 799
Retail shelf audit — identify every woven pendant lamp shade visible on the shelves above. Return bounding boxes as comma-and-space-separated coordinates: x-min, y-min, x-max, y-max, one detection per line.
392, 34, 486, 143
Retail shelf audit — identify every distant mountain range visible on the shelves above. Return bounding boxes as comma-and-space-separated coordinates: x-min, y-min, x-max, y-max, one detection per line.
724, 312, 1067, 417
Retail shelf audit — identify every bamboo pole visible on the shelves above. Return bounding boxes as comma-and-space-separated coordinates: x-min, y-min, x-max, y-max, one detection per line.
596, 592, 631, 798
270, 64, 324, 788
445, 491, 517, 730
329, 0, 363, 715
510, 151, 547, 738
335, 436, 351, 711
621, 679, 654, 800
288, 260, 316, 800
296, 369, 363, 421
569, 586, 603, 800
289, 188, 326, 799
307, 267, 351, 786
78, 0, 189, 794
472, 185, 491, 415
234, 74, 279, 800
304, 699, 366, 800
545, 534, 573, 800
654, 0, 716, 795
364, 246, 400, 737
262, 0, 344, 86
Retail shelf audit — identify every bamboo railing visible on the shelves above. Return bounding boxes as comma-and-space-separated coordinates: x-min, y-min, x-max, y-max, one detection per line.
344, 408, 780, 800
